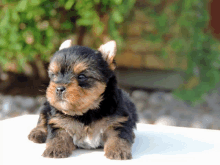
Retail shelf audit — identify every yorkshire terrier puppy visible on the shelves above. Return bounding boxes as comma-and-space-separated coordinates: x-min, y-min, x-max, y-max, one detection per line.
28, 40, 138, 160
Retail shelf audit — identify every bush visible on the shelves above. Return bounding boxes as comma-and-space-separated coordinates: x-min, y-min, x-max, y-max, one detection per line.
0, 0, 135, 71
142, 0, 220, 103
0, 0, 220, 103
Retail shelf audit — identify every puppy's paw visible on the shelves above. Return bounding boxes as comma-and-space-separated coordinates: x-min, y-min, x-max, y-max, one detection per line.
104, 138, 132, 160
28, 127, 47, 143
42, 146, 72, 158
105, 146, 132, 160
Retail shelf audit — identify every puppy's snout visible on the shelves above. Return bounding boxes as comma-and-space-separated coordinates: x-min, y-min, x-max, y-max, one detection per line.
56, 86, 66, 94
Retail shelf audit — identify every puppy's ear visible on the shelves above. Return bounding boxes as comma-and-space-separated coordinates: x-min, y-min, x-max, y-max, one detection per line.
98, 40, 117, 70
59, 39, 72, 50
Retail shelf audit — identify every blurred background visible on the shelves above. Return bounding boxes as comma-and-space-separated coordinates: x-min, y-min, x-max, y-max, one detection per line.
1, 0, 220, 129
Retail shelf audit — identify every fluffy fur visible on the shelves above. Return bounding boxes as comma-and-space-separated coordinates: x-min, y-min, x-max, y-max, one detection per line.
28, 40, 138, 160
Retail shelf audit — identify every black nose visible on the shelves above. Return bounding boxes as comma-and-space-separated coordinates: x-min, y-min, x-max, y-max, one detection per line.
56, 86, 66, 94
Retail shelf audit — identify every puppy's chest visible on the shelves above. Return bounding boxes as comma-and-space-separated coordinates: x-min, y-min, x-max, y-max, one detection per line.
49, 114, 126, 149
58, 118, 106, 149
71, 125, 104, 149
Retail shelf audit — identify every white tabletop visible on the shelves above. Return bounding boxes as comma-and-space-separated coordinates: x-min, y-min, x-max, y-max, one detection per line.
0, 115, 220, 165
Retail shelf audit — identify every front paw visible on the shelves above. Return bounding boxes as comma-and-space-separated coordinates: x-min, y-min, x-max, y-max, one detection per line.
105, 148, 132, 160
28, 127, 47, 143
42, 146, 73, 158
104, 138, 132, 160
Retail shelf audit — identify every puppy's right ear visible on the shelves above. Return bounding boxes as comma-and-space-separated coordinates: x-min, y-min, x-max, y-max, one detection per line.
59, 39, 72, 50
98, 40, 117, 70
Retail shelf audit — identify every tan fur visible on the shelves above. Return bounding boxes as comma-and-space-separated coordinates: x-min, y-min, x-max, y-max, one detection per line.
59, 39, 72, 50
46, 81, 58, 106
49, 116, 86, 138
38, 113, 47, 126
29, 40, 136, 160
28, 113, 47, 143
109, 62, 116, 70
98, 40, 117, 70
46, 80, 106, 116
104, 136, 132, 160
103, 122, 133, 160
48, 61, 60, 74
73, 62, 88, 74
49, 113, 128, 140
28, 126, 47, 143
42, 129, 76, 158
49, 115, 129, 150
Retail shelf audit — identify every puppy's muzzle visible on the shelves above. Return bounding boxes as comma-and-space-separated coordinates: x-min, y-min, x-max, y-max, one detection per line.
56, 86, 66, 96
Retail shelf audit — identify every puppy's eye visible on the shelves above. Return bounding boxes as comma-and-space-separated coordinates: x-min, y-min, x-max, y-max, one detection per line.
49, 73, 56, 78
78, 74, 87, 81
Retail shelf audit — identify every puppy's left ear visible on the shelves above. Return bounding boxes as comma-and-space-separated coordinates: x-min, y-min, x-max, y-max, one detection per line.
59, 39, 72, 50
98, 40, 117, 70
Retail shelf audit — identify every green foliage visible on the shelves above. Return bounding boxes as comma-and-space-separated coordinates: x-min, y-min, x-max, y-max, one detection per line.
1, 0, 219, 103
142, 0, 220, 103
0, 0, 135, 70
0, 0, 59, 70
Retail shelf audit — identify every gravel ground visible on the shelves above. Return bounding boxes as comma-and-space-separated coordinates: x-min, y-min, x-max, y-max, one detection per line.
131, 89, 220, 130
0, 88, 220, 130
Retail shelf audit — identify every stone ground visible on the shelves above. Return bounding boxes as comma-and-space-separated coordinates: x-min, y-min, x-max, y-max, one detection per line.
131, 89, 220, 130
1, 88, 220, 130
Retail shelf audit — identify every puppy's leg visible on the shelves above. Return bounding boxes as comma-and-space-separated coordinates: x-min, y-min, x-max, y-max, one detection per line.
28, 102, 49, 143
103, 127, 133, 160
42, 128, 76, 158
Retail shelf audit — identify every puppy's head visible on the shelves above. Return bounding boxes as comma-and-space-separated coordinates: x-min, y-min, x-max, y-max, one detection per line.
46, 40, 117, 116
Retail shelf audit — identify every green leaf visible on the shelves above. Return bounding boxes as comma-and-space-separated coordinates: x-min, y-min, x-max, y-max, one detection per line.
46, 26, 54, 37
11, 11, 20, 22
65, 0, 75, 10
157, 13, 167, 28
58, 0, 66, 5
61, 21, 73, 29
0, 8, 10, 28
184, 0, 192, 10
30, 0, 41, 6
114, 0, 122, 5
94, 21, 104, 36
9, 32, 19, 42
13, 43, 22, 50
149, 0, 161, 5
77, 18, 93, 26
26, 12, 34, 20
112, 10, 123, 23
0, 38, 7, 47
94, 0, 100, 4
16, 0, 28, 12
82, 10, 95, 19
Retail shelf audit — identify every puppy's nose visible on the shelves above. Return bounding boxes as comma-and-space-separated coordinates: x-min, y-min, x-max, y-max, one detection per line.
56, 86, 66, 94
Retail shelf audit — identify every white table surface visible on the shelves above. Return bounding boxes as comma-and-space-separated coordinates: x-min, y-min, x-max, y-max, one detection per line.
0, 115, 220, 165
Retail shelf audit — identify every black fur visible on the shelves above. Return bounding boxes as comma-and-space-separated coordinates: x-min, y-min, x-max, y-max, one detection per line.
49, 46, 113, 84
28, 44, 138, 159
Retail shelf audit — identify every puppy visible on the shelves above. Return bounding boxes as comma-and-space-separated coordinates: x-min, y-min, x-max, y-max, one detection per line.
28, 40, 138, 160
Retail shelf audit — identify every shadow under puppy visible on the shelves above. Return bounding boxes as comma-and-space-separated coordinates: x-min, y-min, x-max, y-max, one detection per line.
28, 40, 138, 160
